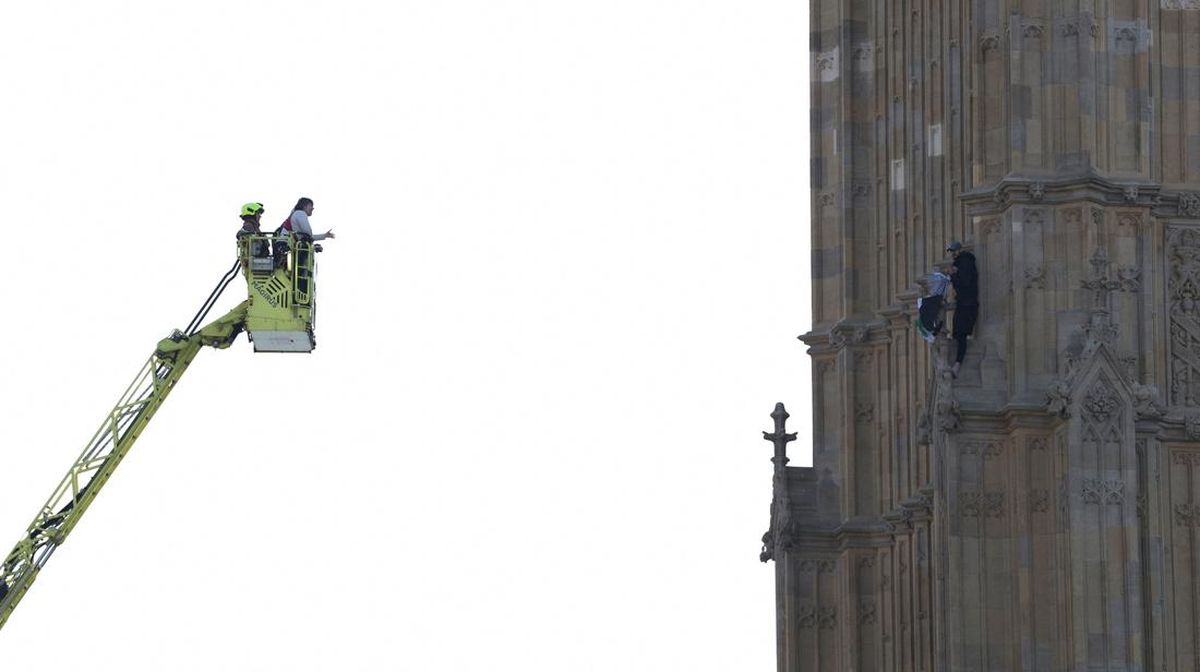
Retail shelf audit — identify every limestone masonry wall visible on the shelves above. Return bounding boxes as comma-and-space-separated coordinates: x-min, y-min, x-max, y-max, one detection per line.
764, 1, 1200, 670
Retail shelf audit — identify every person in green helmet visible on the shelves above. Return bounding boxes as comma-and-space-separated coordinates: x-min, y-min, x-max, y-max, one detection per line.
236, 202, 270, 258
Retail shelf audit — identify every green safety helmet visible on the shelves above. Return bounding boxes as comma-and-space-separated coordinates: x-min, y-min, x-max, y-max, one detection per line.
240, 202, 265, 217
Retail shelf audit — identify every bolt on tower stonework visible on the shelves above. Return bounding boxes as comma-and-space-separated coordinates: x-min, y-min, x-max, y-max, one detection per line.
762, 2, 1200, 670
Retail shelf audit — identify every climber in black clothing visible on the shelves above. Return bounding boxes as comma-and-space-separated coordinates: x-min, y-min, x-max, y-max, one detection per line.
947, 240, 978, 377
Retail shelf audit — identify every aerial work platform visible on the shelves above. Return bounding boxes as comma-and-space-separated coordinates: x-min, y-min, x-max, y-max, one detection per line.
239, 233, 320, 353
0, 231, 325, 631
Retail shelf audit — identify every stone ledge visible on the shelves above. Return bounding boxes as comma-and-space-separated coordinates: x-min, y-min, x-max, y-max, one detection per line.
961, 173, 1164, 216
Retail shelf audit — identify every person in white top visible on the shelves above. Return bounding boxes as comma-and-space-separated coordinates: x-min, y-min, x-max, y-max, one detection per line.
276, 197, 333, 296
282, 197, 335, 241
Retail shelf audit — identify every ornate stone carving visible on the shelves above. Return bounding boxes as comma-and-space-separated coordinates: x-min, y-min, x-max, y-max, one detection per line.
798, 603, 817, 628
859, 599, 877, 625
852, 44, 874, 66
1047, 379, 1071, 418
1169, 228, 1200, 405
1028, 437, 1047, 451
1186, 415, 1200, 440
961, 440, 1004, 459
1173, 450, 1200, 465
1029, 182, 1045, 200
1119, 356, 1138, 380
855, 402, 874, 423
799, 558, 838, 574
828, 329, 847, 351
985, 492, 1006, 518
1082, 382, 1119, 422
1082, 318, 1120, 353
816, 48, 839, 81
915, 412, 931, 445
1131, 382, 1165, 420
1022, 23, 1044, 39
931, 340, 962, 433
760, 405, 799, 562
1082, 248, 1124, 310
1082, 479, 1125, 505
979, 33, 1001, 54
960, 491, 1005, 518
935, 391, 961, 433
1117, 212, 1142, 229
1060, 21, 1080, 37
958, 491, 981, 518
1115, 26, 1138, 44
855, 349, 875, 370
1117, 266, 1141, 292
1164, 0, 1200, 10
1031, 489, 1050, 513
1072, 249, 1124, 365
819, 191, 835, 206
1179, 192, 1200, 217
1174, 503, 1200, 527
1025, 266, 1046, 289
818, 606, 838, 630
1123, 185, 1139, 203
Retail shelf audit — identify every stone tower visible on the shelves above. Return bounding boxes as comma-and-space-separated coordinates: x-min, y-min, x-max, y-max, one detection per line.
762, 2, 1200, 670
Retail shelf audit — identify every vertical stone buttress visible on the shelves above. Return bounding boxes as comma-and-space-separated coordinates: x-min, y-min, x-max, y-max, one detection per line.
766, 0, 1200, 670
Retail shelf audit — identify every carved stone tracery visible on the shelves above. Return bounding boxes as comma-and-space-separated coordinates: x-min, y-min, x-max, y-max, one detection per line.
859, 599, 877, 625
1082, 479, 1124, 505
1179, 191, 1200, 217
1174, 503, 1200, 527
1082, 381, 1119, 423
959, 491, 1005, 519
798, 603, 817, 629
1132, 383, 1165, 420
961, 440, 1004, 459
1169, 228, 1200, 406
1025, 265, 1046, 289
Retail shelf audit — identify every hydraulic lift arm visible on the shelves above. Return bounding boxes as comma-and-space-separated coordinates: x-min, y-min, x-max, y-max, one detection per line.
0, 301, 249, 629
0, 230, 320, 632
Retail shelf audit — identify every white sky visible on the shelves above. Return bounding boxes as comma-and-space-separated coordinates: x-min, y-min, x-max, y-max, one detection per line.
0, 2, 811, 669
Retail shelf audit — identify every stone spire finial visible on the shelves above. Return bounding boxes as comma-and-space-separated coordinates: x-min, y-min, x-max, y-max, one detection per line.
763, 402, 797, 468
1079, 247, 1123, 354
761, 403, 797, 563
1082, 247, 1123, 312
